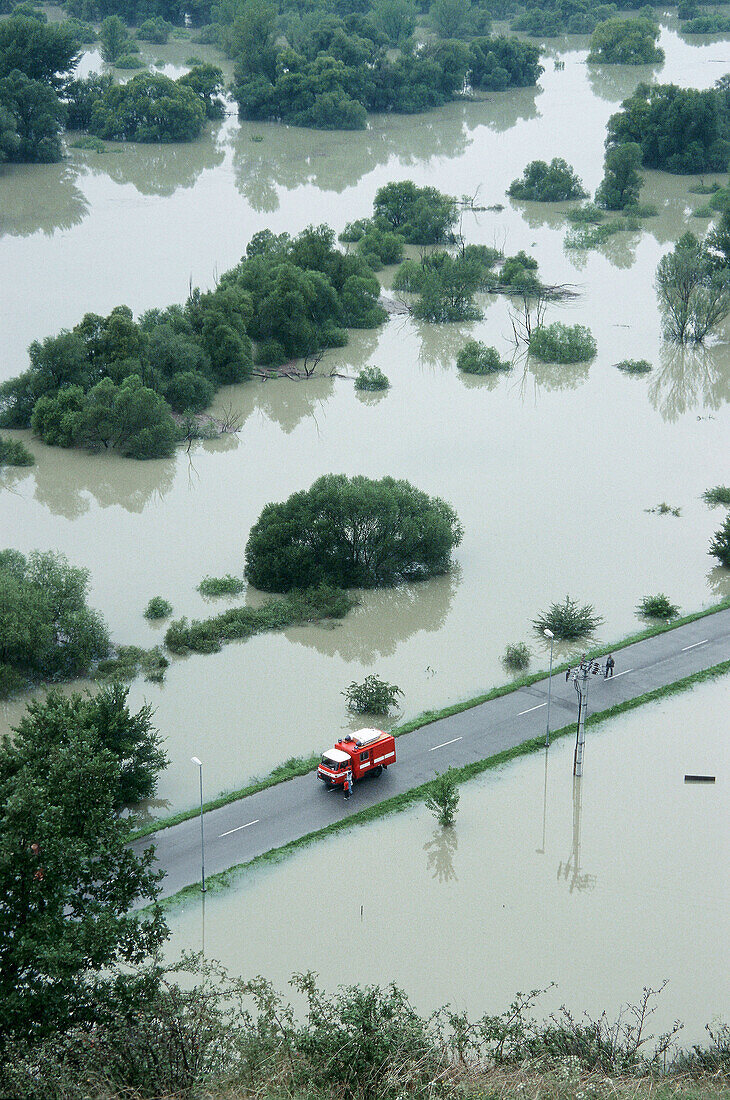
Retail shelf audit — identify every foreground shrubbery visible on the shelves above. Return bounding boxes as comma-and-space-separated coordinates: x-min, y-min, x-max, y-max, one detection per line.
244, 474, 463, 591
343, 673, 402, 713
528, 322, 597, 363
0, 548, 109, 696
533, 594, 604, 639
355, 366, 390, 390
0, 434, 34, 466
636, 593, 680, 619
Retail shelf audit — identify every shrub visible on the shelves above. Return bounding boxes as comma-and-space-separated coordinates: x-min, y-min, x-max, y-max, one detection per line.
703, 485, 730, 507
244, 474, 463, 591
165, 370, 214, 414
709, 515, 730, 567
137, 17, 172, 43
343, 673, 403, 714
355, 366, 390, 391
0, 434, 34, 466
528, 323, 596, 364
656, 232, 730, 345
115, 53, 144, 69
533, 595, 603, 640
588, 16, 664, 65
70, 135, 106, 152
144, 596, 172, 620
616, 359, 651, 373
508, 158, 586, 202
425, 768, 459, 826
197, 574, 245, 597
636, 593, 679, 620
502, 642, 531, 670
456, 340, 509, 375
566, 203, 605, 224
645, 502, 681, 516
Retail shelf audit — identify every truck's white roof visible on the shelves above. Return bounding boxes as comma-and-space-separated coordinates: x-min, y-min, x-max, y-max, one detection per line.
323, 748, 350, 764
354, 728, 385, 747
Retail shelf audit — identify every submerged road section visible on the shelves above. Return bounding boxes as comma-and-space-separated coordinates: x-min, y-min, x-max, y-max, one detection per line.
135, 609, 730, 898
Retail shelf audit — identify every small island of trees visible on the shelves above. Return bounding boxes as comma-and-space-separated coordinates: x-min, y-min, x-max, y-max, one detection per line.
587, 17, 664, 65
508, 158, 587, 202
244, 474, 463, 591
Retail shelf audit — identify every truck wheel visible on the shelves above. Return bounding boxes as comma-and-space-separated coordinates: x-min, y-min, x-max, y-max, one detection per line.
372, 765, 383, 777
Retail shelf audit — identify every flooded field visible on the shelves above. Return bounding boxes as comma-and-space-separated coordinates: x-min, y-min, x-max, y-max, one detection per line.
164, 675, 730, 1046
2, 26, 730, 815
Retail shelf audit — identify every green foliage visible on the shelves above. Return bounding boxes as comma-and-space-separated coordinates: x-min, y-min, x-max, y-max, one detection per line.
508, 158, 586, 202
425, 767, 460, 826
528, 323, 597, 364
165, 370, 214, 413
498, 250, 540, 292
0, 689, 166, 1053
374, 181, 459, 244
468, 35, 542, 89
456, 340, 509, 374
372, 0, 416, 44
115, 52, 144, 68
616, 358, 651, 373
0, 434, 34, 466
0, 14, 79, 86
354, 365, 389, 391
393, 248, 495, 322
533, 595, 604, 640
656, 232, 730, 344
99, 14, 131, 61
90, 71, 206, 141
144, 595, 173, 619
69, 134, 106, 151
137, 16, 173, 42
0, 69, 66, 162
343, 673, 403, 714
636, 593, 680, 620
0, 549, 110, 693
645, 501, 681, 516
64, 72, 114, 129
178, 63, 226, 118
683, 14, 730, 32
567, 203, 605, 224
596, 142, 643, 210
244, 474, 463, 591
703, 485, 730, 507
165, 585, 356, 655
502, 642, 531, 670
606, 80, 730, 174
197, 573, 245, 596
94, 644, 168, 684
564, 219, 637, 250
588, 17, 663, 64
64, 17, 97, 44
709, 514, 730, 567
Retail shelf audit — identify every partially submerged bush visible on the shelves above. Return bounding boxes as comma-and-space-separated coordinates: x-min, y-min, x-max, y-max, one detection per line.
502, 642, 531, 671
616, 359, 652, 373
709, 515, 730, 567
343, 673, 402, 714
456, 341, 510, 375
508, 158, 587, 202
646, 502, 681, 516
197, 574, 245, 597
636, 593, 680, 620
703, 485, 730, 507
144, 596, 172, 619
528, 323, 597, 364
355, 366, 390, 391
95, 644, 169, 684
566, 203, 605, 224
533, 595, 603, 640
0, 434, 34, 466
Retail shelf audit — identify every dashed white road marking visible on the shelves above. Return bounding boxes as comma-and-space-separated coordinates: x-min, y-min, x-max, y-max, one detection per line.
682, 639, 708, 651
218, 819, 259, 838
517, 702, 547, 716
429, 737, 463, 751
611, 668, 633, 678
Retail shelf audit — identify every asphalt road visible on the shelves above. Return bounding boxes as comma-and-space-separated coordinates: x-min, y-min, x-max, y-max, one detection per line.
134, 608, 730, 899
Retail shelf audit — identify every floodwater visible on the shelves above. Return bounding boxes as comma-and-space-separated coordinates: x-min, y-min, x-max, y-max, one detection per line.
164, 675, 730, 1046
2, 26, 730, 814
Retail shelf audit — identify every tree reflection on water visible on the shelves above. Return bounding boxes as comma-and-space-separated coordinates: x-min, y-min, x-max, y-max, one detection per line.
424, 825, 458, 882
648, 343, 730, 421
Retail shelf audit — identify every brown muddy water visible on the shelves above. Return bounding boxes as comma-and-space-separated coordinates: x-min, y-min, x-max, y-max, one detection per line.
163, 676, 730, 1045
2, 27, 730, 814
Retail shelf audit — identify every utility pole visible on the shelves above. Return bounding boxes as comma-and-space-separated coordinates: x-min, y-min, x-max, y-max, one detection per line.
570, 658, 599, 776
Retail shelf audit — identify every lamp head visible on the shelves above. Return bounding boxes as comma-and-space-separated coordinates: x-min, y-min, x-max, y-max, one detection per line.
191, 756, 202, 767
543, 628, 554, 639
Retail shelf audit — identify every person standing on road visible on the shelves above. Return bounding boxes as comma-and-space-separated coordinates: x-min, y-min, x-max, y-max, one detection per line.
344, 769, 352, 799
605, 654, 615, 678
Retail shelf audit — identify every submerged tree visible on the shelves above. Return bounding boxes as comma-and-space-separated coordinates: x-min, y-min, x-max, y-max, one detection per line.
425, 768, 460, 826
533, 595, 603, 639
655, 232, 730, 344
595, 142, 643, 211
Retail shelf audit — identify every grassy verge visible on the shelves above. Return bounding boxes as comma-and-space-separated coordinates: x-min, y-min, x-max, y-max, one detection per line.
130, 597, 729, 842
159, 658, 730, 909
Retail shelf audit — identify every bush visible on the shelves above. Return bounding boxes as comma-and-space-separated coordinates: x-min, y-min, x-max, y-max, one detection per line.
567, 203, 605, 224
425, 768, 459, 826
197, 574, 245, 597
595, 143, 643, 211
343, 673, 402, 714
144, 596, 172, 619
355, 366, 389, 391
456, 340, 509, 374
636, 593, 679, 620
165, 370, 214, 413
588, 17, 664, 65
533, 595, 603, 640
709, 515, 730, 567
244, 474, 463, 591
703, 485, 730, 507
137, 17, 172, 43
115, 53, 144, 68
616, 358, 651, 373
502, 642, 531, 671
0, 434, 34, 465
528, 323, 597, 364
656, 232, 730, 344
508, 158, 586, 202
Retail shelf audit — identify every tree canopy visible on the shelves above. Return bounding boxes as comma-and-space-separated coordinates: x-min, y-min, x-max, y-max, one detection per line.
89, 72, 207, 142
244, 474, 463, 590
588, 17, 664, 65
508, 158, 586, 202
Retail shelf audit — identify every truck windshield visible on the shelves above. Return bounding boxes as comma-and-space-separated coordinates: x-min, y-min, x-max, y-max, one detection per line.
321, 756, 342, 770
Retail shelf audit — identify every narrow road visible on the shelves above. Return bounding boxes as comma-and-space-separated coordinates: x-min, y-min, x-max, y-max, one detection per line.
135, 609, 730, 898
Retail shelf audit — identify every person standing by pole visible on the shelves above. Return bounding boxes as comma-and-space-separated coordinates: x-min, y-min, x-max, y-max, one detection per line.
605, 654, 615, 678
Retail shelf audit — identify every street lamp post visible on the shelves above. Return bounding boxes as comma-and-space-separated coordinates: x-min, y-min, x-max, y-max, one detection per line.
543, 628, 555, 747
191, 756, 206, 893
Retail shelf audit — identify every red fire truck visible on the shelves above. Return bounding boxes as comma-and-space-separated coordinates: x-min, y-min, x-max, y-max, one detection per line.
317, 728, 396, 788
